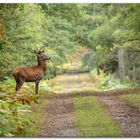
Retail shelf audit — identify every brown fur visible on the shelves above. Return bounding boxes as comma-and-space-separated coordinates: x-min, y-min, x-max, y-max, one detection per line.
13, 51, 50, 94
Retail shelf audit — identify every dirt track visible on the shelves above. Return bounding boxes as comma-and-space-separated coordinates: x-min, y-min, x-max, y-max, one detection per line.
38, 93, 81, 137
38, 73, 140, 137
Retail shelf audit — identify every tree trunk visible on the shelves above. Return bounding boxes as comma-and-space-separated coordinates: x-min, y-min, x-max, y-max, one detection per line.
132, 63, 136, 82
93, 48, 100, 75
118, 48, 125, 81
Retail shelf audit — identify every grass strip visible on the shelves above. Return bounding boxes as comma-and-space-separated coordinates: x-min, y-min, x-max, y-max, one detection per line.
73, 96, 122, 137
121, 93, 140, 108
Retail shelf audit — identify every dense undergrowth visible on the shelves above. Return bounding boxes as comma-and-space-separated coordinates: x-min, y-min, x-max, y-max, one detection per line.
89, 69, 140, 91
0, 78, 49, 137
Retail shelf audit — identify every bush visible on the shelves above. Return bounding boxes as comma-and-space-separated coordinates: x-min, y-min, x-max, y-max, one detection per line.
98, 74, 127, 90
0, 78, 38, 136
45, 66, 56, 80
89, 69, 128, 90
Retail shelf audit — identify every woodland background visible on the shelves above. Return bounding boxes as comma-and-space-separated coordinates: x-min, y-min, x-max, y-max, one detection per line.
0, 4, 140, 82
0, 4, 140, 136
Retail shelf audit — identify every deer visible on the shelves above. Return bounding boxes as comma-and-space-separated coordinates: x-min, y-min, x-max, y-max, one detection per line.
13, 47, 50, 94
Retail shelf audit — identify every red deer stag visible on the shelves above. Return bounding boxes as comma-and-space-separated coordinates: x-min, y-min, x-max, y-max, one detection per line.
13, 47, 50, 94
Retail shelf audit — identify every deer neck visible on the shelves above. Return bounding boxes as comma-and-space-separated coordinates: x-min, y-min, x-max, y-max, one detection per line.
38, 61, 47, 72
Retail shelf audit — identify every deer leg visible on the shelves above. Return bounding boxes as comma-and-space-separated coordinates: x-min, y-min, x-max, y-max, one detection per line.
14, 74, 19, 91
16, 80, 25, 91
35, 81, 40, 94
15, 79, 18, 91
15, 81, 19, 91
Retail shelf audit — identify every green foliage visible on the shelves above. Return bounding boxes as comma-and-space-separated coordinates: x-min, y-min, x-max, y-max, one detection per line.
88, 24, 114, 48
82, 50, 96, 71
45, 66, 56, 80
79, 4, 140, 82
0, 4, 47, 76
0, 4, 140, 81
0, 4, 81, 78
0, 93, 31, 136
0, 100, 31, 136
98, 74, 127, 90
89, 69, 129, 90
0, 77, 49, 136
0, 4, 140, 136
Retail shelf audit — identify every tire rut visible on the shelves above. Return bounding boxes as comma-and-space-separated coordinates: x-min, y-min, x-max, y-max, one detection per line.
98, 96, 140, 137
38, 94, 81, 137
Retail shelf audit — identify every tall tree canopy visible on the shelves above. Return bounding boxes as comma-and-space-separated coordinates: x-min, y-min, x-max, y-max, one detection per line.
0, 3, 139, 81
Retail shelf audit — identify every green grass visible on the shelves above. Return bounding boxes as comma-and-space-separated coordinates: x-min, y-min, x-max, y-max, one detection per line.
73, 96, 122, 137
121, 93, 140, 108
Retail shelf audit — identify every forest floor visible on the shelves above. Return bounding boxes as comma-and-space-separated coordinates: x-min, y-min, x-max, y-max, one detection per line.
38, 73, 140, 137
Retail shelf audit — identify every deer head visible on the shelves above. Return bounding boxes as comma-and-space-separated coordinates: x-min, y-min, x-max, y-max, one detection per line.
28, 47, 51, 61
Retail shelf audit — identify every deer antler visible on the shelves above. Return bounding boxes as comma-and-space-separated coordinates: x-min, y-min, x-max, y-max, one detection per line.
28, 48, 37, 54
38, 46, 45, 53
28, 46, 46, 54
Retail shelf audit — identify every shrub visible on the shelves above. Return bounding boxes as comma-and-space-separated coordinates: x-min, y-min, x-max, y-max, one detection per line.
98, 74, 127, 90
0, 77, 38, 136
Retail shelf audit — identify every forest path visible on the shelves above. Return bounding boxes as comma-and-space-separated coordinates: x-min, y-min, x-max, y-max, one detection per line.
38, 73, 93, 137
38, 93, 81, 137
50, 72, 97, 93
38, 73, 140, 137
